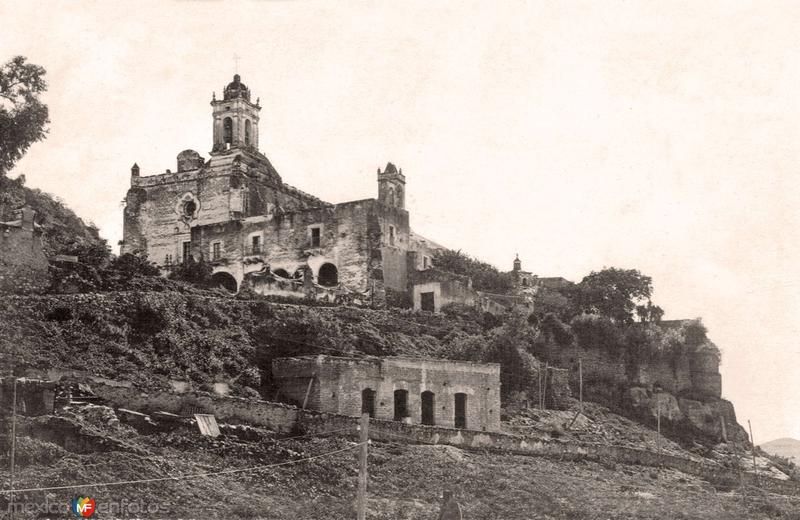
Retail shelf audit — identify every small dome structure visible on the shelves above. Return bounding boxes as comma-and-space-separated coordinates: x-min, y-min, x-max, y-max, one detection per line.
223, 74, 250, 101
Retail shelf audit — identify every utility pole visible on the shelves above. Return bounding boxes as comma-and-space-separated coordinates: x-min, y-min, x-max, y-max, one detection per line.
542, 362, 548, 410
356, 413, 369, 520
748, 420, 759, 486
9, 377, 17, 520
737, 439, 747, 506
656, 399, 661, 455
578, 358, 583, 414
537, 366, 541, 409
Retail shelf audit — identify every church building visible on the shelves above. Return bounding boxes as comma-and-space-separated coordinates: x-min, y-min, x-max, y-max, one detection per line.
121, 75, 441, 305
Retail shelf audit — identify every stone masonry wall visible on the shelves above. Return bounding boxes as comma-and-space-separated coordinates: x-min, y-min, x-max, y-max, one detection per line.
89, 381, 797, 496
0, 217, 49, 295
272, 356, 502, 432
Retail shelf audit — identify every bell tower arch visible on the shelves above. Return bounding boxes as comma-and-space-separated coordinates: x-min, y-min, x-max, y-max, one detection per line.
211, 74, 261, 154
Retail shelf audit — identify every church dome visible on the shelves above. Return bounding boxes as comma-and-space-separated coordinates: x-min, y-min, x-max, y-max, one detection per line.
223, 74, 251, 101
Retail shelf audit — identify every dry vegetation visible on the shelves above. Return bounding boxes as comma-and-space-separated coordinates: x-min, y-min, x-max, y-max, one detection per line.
3, 405, 799, 520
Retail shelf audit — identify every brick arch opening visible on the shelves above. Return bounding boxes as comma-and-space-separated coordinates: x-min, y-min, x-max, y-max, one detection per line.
361, 388, 376, 418
211, 272, 237, 293
318, 263, 338, 287
454, 393, 467, 429
421, 390, 435, 425
393, 389, 409, 421
273, 268, 290, 279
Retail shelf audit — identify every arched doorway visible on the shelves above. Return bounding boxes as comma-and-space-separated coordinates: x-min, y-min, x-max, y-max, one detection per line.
454, 393, 467, 429
318, 263, 338, 287
211, 272, 238, 293
273, 268, 290, 279
361, 388, 376, 418
393, 389, 409, 422
421, 391, 435, 426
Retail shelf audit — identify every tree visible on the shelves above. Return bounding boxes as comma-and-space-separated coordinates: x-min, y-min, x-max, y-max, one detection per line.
432, 249, 513, 294
573, 268, 655, 324
0, 56, 49, 176
169, 257, 213, 288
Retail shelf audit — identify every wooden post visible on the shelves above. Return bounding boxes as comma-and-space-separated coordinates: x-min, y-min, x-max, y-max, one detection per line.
301, 374, 315, 410
748, 420, 759, 486
578, 358, 583, 414
737, 439, 747, 505
542, 363, 548, 410
356, 413, 369, 520
656, 399, 661, 455
537, 366, 542, 409
9, 377, 18, 520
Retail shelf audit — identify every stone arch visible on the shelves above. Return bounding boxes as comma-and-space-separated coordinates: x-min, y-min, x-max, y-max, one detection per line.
421, 390, 435, 425
223, 117, 233, 145
273, 268, 290, 279
245, 119, 252, 146
393, 389, 409, 421
211, 271, 238, 293
317, 263, 338, 287
361, 388, 376, 418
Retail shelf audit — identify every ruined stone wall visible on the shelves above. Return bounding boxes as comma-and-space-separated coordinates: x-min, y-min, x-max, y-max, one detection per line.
0, 378, 55, 416
0, 221, 49, 295
410, 269, 476, 311
122, 151, 324, 266
197, 200, 376, 292
272, 356, 501, 432
690, 351, 722, 399
635, 357, 693, 395
93, 383, 300, 433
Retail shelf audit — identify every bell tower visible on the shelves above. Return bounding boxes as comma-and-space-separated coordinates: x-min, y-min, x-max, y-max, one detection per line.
211, 74, 261, 154
377, 162, 406, 210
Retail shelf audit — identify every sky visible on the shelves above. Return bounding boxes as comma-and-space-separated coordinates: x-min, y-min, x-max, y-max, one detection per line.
1, 0, 798, 442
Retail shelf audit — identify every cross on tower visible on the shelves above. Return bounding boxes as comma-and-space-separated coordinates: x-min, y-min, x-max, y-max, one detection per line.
233, 54, 241, 74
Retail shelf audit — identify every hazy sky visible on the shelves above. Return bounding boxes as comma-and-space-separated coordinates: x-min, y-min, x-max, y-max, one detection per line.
2, 0, 798, 442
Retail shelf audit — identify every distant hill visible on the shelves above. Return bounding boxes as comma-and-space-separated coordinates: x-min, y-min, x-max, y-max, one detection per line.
760, 438, 800, 461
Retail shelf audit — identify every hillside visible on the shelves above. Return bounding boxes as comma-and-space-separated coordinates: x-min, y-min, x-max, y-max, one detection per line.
0, 174, 106, 258
0, 291, 747, 450
762, 438, 800, 462
3, 402, 799, 519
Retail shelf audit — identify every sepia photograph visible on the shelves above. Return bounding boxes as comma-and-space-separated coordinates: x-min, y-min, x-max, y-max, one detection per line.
0, 1, 798, 518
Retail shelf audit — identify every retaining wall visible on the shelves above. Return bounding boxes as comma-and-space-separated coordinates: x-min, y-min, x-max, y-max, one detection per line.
90, 383, 799, 496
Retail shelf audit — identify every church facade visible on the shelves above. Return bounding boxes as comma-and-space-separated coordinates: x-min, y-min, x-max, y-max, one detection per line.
121, 75, 440, 304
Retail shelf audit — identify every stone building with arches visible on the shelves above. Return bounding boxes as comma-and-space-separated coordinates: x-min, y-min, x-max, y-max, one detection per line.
121, 75, 440, 303
272, 355, 502, 432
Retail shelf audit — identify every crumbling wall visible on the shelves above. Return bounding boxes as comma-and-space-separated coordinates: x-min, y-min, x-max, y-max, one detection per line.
0, 378, 55, 416
272, 355, 502, 432
410, 268, 476, 312
0, 213, 49, 295
92, 383, 299, 433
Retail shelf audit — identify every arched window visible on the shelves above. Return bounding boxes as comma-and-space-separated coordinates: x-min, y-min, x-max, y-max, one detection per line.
387, 187, 395, 206
318, 263, 338, 287
223, 117, 233, 145
522, 278, 529, 287
244, 119, 252, 146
